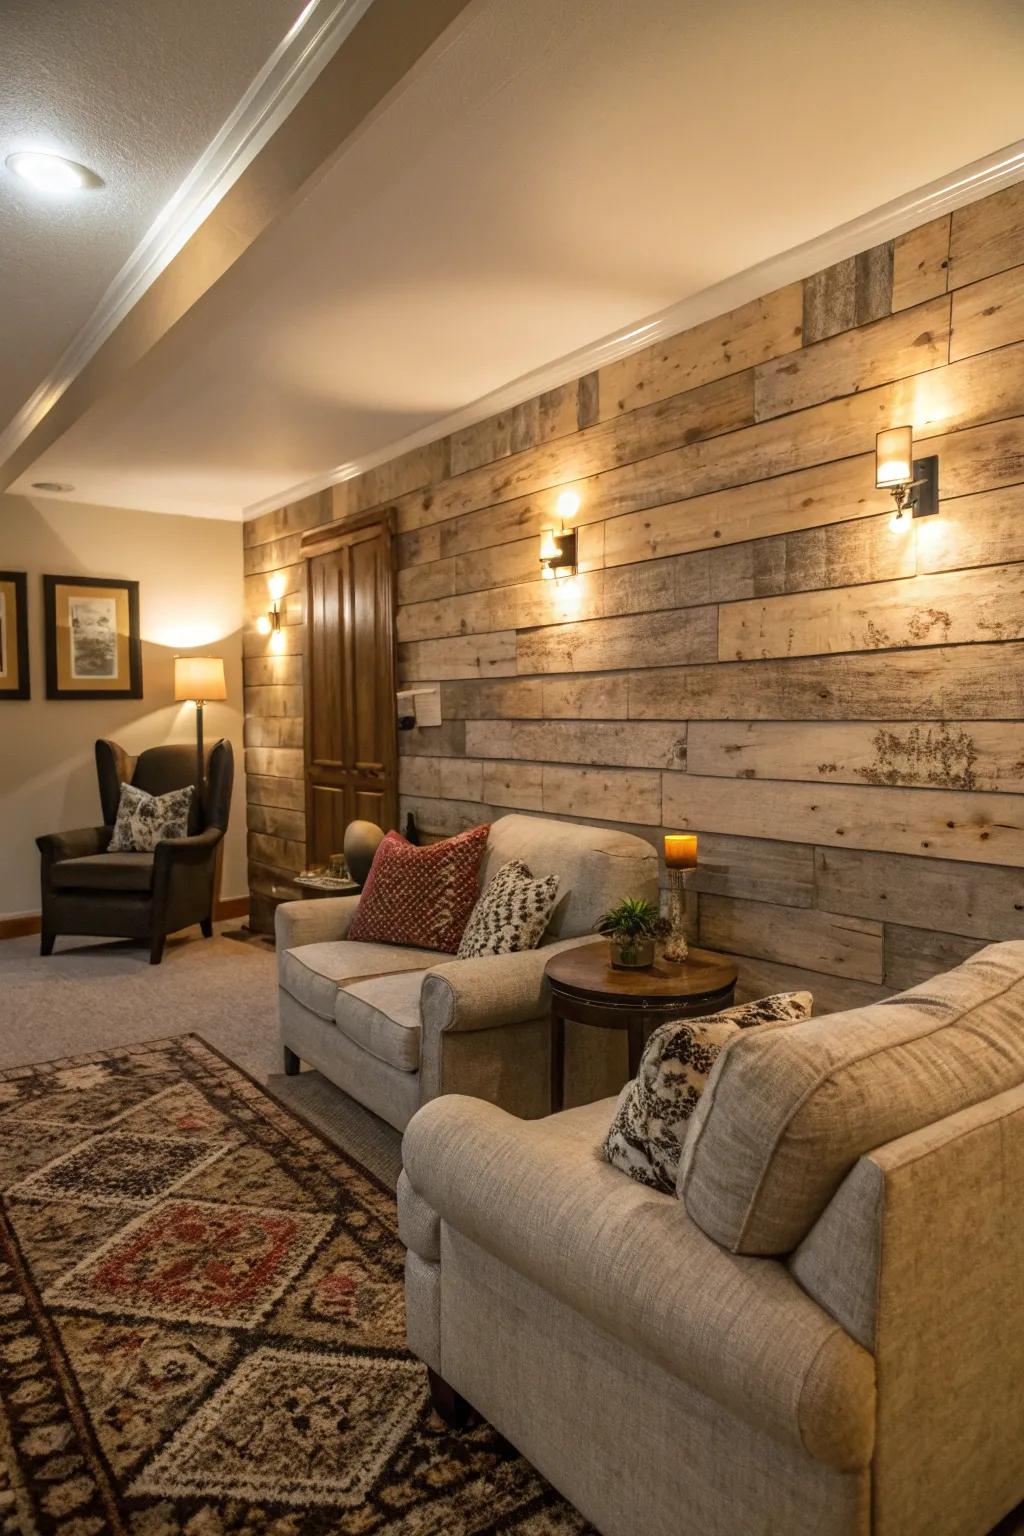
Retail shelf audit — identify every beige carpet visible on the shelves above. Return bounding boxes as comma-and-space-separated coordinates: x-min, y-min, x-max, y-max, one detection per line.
0, 926, 403, 1186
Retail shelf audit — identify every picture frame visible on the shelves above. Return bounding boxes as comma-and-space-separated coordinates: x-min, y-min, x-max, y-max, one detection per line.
43, 574, 142, 700
0, 571, 30, 700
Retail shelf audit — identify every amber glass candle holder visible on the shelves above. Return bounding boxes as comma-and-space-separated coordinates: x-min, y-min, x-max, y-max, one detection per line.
663, 835, 698, 963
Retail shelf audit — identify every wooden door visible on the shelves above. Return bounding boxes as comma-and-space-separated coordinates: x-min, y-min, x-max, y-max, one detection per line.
302, 508, 397, 866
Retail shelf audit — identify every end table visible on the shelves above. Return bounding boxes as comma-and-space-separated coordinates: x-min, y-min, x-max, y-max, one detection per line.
544, 941, 738, 1112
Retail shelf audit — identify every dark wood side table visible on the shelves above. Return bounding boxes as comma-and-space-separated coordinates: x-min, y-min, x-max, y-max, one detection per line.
545, 940, 738, 1112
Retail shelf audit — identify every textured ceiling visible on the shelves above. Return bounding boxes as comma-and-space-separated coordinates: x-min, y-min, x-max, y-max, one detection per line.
10, 0, 1024, 519
0, 0, 306, 431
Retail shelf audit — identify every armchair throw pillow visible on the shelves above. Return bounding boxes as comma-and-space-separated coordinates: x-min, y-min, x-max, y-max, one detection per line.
457, 858, 560, 958
108, 783, 194, 853
348, 824, 490, 954
602, 991, 813, 1194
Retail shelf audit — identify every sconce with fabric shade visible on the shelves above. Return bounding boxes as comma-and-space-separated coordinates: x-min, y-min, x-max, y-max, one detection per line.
875, 425, 939, 525
174, 655, 227, 788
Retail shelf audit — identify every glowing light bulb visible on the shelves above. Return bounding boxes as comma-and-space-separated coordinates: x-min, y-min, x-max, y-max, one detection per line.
889, 511, 908, 534
269, 627, 286, 654
555, 489, 580, 521
256, 615, 271, 636
541, 564, 555, 580
268, 573, 287, 602
6, 151, 94, 193
539, 529, 560, 561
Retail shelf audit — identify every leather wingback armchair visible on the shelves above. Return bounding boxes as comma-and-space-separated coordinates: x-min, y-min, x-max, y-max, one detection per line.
36, 738, 234, 964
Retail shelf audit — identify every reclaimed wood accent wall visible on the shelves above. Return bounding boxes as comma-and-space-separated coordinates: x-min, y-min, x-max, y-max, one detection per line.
243, 181, 1024, 1008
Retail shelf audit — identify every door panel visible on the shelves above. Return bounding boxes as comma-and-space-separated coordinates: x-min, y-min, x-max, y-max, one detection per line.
302, 511, 397, 867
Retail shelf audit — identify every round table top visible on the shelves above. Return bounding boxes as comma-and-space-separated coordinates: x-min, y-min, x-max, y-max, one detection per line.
545, 940, 737, 1002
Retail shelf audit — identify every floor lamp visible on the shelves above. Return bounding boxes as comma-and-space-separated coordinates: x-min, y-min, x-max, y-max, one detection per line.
174, 655, 227, 792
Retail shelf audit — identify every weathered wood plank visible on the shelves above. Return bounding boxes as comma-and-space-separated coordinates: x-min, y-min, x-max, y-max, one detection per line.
345, 438, 449, 515
397, 559, 456, 605
242, 654, 303, 688
918, 483, 1024, 575
699, 894, 885, 982
540, 673, 630, 720
449, 386, 578, 478
518, 606, 717, 675
718, 564, 1024, 662
707, 512, 915, 602
802, 241, 893, 345
246, 803, 305, 842
754, 296, 949, 421
242, 621, 304, 659
628, 643, 1024, 721
398, 756, 441, 799
482, 761, 543, 810
688, 720, 1024, 794
242, 489, 331, 550
921, 415, 1024, 502
440, 677, 545, 720
439, 757, 485, 803
891, 216, 950, 312
398, 720, 467, 758
731, 955, 889, 1013
814, 845, 1024, 941
244, 532, 304, 578
402, 369, 754, 529
576, 372, 600, 428
541, 765, 662, 825
396, 525, 441, 568
246, 774, 305, 812
883, 926, 986, 990
243, 746, 304, 779
243, 685, 303, 720
398, 631, 517, 682
464, 719, 687, 770
683, 833, 815, 908
248, 831, 304, 873
399, 795, 495, 838
598, 283, 802, 420
948, 181, 1024, 290
950, 262, 1024, 361
664, 772, 1024, 868
243, 716, 304, 750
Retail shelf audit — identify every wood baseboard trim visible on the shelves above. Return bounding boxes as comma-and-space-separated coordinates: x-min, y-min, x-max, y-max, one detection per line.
0, 900, 249, 942
0, 914, 41, 941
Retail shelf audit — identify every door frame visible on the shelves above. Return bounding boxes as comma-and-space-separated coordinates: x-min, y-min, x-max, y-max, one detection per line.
300, 505, 398, 858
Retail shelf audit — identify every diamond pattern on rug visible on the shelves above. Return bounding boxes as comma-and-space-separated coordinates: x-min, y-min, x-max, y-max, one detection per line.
44, 1197, 333, 1327
131, 1348, 426, 1506
6, 1130, 229, 1210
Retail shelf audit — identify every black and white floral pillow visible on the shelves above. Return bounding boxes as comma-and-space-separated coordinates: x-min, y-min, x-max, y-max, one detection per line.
457, 858, 560, 959
602, 991, 813, 1193
108, 783, 194, 853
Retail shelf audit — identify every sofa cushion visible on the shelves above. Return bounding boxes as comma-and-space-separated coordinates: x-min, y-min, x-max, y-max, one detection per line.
335, 970, 429, 1072
279, 940, 449, 1024
679, 940, 1024, 1255
50, 852, 155, 892
603, 992, 813, 1193
348, 825, 490, 953
456, 859, 560, 959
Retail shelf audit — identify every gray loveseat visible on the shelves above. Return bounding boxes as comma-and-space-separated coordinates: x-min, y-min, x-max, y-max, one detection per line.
276, 814, 657, 1130
400, 939, 1024, 1536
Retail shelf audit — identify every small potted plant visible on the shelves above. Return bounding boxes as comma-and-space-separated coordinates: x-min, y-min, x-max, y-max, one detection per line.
597, 898, 671, 970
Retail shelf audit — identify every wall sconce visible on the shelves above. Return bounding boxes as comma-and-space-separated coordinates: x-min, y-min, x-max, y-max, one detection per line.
875, 426, 939, 527
539, 488, 580, 579
257, 573, 287, 653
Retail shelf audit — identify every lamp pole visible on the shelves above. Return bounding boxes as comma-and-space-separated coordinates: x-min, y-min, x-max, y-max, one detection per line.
194, 697, 205, 794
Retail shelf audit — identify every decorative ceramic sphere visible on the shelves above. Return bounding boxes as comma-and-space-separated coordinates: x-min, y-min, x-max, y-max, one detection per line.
344, 820, 385, 886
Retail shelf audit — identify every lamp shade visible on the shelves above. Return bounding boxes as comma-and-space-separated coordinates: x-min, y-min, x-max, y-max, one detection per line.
876, 425, 913, 489
174, 655, 227, 703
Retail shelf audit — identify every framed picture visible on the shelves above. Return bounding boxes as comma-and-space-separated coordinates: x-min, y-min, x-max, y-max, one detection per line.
43, 575, 142, 700
0, 571, 30, 700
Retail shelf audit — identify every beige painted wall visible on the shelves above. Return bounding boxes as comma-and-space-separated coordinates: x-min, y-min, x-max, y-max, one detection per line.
0, 494, 246, 920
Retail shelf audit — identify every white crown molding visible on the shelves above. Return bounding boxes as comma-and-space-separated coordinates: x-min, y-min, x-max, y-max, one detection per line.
0, 0, 377, 468
243, 136, 1024, 522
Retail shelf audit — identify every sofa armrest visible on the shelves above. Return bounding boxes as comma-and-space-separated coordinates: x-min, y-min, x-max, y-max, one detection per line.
403, 1095, 875, 1472
37, 826, 111, 863
275, 894, 361, 953
421, 934, 594, 1036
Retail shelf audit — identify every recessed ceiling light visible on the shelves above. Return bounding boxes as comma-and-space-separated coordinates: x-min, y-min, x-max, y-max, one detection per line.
6, 151, 101, 194
31, 481, 75, 493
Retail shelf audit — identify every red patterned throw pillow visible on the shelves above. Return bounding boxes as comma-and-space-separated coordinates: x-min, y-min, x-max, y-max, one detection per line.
348, 825, 491, 953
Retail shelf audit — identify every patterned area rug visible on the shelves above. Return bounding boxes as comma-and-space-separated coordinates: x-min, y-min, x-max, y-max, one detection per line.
0, 1035, 589, 1534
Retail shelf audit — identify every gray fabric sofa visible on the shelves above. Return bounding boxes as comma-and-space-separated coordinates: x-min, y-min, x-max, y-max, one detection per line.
401, 939, 1024, 1536
276, 814, 658, 1130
